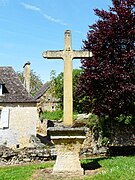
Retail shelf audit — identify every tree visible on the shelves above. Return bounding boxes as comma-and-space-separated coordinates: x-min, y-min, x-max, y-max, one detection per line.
78, 0, 135, 124
49, 70, 63, 109
17, 70, 43, 96
50, 69, 82, 112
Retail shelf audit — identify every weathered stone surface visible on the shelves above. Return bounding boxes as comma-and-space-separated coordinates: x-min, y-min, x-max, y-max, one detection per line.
110, 125, 135, 146
43, 30, 92, 127
76, 113, 92, 120
23, 61, 31, 94
41, 119, 135, 156
53, 150, 84, 175
0, 106, 37, 149
53, 143, 84, 176
49, 127, 86, 175
0, 145, 56, 166
23, 158, 31, 162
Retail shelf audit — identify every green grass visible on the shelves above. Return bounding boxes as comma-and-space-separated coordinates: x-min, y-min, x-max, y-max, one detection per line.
0, 156, 135, 180
0, 161, 54, 180
82, 156, 135, 180
43, 110, 63, 120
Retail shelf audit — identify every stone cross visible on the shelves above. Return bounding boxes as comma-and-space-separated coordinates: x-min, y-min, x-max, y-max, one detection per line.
43, 30, 92, 127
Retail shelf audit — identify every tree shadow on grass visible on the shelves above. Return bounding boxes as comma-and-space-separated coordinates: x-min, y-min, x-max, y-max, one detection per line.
81, 157, 108, 171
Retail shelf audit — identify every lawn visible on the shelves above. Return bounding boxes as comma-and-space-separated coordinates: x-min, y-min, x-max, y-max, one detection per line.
0, 156, 135, 180
83, 156, 135, 180
0, 161, 54, 180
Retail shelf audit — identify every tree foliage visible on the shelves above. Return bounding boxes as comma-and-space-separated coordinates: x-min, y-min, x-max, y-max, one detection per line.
50, 69, 82, 112
17, 70, 43, 96
78, 0, 135, 123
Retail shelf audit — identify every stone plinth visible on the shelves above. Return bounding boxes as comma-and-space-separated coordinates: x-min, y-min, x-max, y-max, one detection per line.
48, 127, 87, 176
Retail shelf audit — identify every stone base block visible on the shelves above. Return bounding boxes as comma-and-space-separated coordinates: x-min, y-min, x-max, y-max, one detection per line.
52, 151, 84, 176
48, 127, 87, 176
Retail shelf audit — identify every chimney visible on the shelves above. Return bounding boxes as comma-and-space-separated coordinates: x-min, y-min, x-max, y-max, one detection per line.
23, 61, 31, 94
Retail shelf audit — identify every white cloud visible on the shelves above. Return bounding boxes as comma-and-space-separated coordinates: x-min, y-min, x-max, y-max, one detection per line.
21, 2, 67, 26
21, 2, 40, 11
43, 13, 67, 26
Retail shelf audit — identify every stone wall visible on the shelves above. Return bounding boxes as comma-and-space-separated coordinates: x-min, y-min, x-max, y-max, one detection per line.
82, 124, 135, 156
0, 145, 56, 166
37, 119, 135, 156
81, 129, 108, 156
0, 105, 37, 149
1, 120, 135, 166
37, 90, 58, 112
110, 124, 135, 146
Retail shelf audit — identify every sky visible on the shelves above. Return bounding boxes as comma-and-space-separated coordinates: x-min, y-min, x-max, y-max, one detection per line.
0, 0, 112, 83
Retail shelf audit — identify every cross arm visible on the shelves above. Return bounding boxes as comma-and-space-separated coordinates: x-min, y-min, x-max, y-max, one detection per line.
42, 50, 64, 59
72, 50, 92, 59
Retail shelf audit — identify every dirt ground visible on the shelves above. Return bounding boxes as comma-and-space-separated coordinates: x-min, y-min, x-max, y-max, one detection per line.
31, 167, 103, 180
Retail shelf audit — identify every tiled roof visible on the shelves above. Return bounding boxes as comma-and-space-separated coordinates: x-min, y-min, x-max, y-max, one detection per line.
34, 82, 50, 100
0, 67, 37, 103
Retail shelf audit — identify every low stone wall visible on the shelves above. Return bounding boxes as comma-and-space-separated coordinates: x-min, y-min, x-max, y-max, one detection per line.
110, 124, 135, 146
1, 119, 135, 166
37, 119, 135, 156
0, 145, 56, 166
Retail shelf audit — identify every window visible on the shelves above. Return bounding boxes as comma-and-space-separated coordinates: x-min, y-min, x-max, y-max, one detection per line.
16, 144, 20, 148
0, 84, 8, 95
0, 109, 2, 128
0, 85, 2, 95
0, 109, 1, 120
0, 108, 9, 129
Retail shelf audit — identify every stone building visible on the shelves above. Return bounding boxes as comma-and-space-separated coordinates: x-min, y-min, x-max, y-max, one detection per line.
0, 66, 37, 149
34, 82, 58, 113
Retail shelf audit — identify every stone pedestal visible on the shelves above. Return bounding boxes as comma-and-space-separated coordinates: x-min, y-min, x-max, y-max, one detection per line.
48, 127, 86, 176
